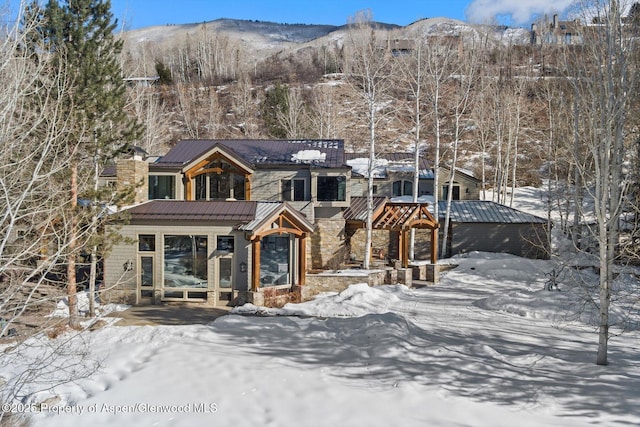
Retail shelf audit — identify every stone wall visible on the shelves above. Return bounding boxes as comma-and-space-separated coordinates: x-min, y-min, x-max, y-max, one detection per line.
117, 159, 149, 204
302, 270, 387, 301
309, 217, 347, 269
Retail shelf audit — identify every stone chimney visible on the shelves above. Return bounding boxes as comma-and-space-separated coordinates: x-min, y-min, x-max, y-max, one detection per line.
116, 158, 148, 204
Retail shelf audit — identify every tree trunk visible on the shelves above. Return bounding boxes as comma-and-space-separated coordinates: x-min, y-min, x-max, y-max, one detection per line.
68, 163, 80, 329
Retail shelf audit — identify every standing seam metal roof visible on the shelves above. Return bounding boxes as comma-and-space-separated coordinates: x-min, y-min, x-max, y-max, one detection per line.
125, 200, 257, 221
437, 201, 546, 224
155, 139, 346, 169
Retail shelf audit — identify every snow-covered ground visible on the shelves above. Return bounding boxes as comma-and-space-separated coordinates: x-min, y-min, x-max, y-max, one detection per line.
2, 186, 639, 426
2, 251, 638, 427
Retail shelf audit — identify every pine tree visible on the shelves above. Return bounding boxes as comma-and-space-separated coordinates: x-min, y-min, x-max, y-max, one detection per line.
26, 0, 140, 328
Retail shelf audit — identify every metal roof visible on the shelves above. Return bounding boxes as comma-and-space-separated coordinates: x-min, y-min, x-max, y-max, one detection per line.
238, 201, 314, 233
155, 139, 347, 169
123, 200, 314, 233
437, 201, 547, 224
125, 200, 257, 222
343, 196, 389, 222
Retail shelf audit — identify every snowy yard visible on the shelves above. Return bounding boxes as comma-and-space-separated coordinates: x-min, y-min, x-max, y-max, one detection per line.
2, 251, 640, 427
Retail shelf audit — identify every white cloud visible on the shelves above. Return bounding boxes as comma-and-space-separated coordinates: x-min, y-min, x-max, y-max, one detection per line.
465, 0, 576, 24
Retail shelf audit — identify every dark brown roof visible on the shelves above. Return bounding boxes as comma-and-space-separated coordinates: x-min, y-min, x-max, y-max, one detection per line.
343, 196, 389, 222
155, 139, 346, 169
125, 200, 257, 222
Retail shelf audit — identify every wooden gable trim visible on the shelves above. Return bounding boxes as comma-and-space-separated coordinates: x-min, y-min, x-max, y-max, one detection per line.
250, 208, 313, 240
372, 203, 438, 231
249, 207, 312, 292
183, 148, 254, 201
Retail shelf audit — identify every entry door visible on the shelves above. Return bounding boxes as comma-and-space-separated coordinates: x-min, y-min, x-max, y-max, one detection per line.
217, 255, 233, 305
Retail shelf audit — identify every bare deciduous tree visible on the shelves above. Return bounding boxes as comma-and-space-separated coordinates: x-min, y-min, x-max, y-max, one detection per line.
344, 10, 394, 269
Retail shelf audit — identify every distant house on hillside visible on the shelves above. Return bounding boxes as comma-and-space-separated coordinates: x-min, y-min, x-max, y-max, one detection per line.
531, 14, 583, 45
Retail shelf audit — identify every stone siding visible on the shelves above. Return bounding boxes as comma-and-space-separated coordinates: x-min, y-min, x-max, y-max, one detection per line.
309, 217, 347, 269
117, 159, 148, 204
302, 270, 387, 301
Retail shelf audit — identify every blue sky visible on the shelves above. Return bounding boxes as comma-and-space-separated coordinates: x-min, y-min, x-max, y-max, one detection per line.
110, 0, 472, 29
8, 0, 576, 29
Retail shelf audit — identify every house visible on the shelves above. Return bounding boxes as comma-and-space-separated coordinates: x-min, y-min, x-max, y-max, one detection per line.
102, 139, 352, 306
346, 152, 481, 200
101, 141, 547, 307
531, 14, 583, 45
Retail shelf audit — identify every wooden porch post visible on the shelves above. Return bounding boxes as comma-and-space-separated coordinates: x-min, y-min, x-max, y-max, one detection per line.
298, 234, 306, 286
245, 175, 251, 200
252, 237, 261, 291
430, 228, 438, 264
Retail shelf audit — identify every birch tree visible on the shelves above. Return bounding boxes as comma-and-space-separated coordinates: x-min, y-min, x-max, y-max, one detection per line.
564, 0, 638, 365
440, 38, 482, 258
344, 11, 393, 269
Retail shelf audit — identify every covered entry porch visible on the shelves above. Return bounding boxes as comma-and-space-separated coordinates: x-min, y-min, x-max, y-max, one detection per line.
239, 202, 314, 300
345, 198, 439, 269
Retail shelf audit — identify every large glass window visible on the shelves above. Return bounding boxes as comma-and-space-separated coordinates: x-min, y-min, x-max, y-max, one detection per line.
193, 159, 246, 201
260, 235, 290, 287
317, 176, 346, 201
163, 235, 208, 288
149, 175, 175, 199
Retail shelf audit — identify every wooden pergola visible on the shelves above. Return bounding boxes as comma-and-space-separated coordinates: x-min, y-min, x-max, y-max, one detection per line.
371, 202, 439, 267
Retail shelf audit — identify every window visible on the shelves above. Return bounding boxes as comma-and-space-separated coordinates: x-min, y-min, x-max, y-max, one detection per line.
392, 180, 413, 197
260, 235, 290, 287
140, 256, 154, 286
149, 176, 175, 199
443, 185, 460, 200
163, 235, 208, 288
317, 176, 346, 201
138, 235, 155, 251
217, 236, 234, 252
193, 159, 246, 201
282, 178, 306, 201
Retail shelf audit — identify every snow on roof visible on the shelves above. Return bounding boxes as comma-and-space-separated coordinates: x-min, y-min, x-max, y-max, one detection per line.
346, 157, 389, 178
291, 150, 326, 163
347, 157, 433, 179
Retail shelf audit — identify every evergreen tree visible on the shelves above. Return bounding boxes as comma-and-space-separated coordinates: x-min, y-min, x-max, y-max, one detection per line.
261, 82, 289, 138
25, 0, 140, 328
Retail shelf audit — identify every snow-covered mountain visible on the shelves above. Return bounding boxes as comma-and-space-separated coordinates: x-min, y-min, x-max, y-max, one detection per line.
122, 17, 530, 66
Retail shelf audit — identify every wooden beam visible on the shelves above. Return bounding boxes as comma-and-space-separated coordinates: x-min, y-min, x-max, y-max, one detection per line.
252, 238, 261, 291
299, 235, 306, 286
430, 228, 438, 264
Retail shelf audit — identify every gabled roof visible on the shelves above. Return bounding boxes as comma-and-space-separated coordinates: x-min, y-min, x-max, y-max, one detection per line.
238, 201, 314, 234
345, 152, 433, 179
437, 201, 546, 224
154, 139, 346, 169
